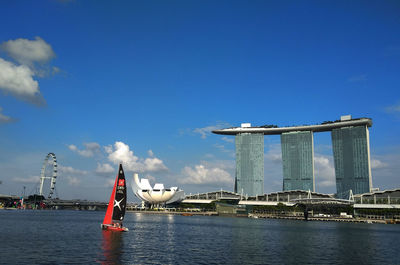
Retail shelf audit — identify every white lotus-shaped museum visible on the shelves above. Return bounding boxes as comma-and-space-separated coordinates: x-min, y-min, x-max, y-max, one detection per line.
131, 173, 185, 205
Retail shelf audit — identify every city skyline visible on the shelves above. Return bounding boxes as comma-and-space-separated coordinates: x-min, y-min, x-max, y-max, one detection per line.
0, 1, 400, 201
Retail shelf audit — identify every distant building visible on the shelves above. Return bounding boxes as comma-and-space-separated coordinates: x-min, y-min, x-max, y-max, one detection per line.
281, 131, 315, 192
131, 173, 184, 206
332, 125, 372, 198
213, 115, 374, 198
235, 128, 264, 197
353, 188, 400, 205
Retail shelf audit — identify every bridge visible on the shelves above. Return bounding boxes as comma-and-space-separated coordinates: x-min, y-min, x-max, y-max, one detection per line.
44, 199, 108, 210
0, 195, 110, 210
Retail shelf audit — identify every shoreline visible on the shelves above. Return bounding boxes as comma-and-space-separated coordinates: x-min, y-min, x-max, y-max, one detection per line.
127, 210, 218, 216
128, 210, 399, 224
129, 210, 399, 224
2, 208, 399, 224
248, 213, 399, 224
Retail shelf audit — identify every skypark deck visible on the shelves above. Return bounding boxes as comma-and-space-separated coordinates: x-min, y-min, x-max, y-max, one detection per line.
212, 118, 372, 135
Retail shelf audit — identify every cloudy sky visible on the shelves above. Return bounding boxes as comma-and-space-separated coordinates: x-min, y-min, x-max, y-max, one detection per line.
0, 1, 399, 201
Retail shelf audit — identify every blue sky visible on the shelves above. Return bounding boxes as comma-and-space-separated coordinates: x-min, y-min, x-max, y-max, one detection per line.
0, 0, 399, 201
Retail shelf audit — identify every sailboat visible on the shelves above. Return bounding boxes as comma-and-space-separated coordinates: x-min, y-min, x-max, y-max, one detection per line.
101, 163, 129, 232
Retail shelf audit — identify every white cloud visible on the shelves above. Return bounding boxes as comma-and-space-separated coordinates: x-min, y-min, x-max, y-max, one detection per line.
95, 163, 114, 176
84, 142, 101, 150
370, 152, 400, 190
221, 136, 234, 143
147, 150, 154, 157
193, 122, 231, 139
144, 174, 156, 184
0, 107, 15, 124
68, 142, 100, 157
104, 145, 113, 154
1, 37, 55, 67
13, 176, 39, 183
214, 143, 230, 154
265, 150, 282, 163
80, 142, 101, 157
0, 37, 59, 107
179, 163, 233, 185
66, 176, 80, 186
371, 159, 388, 169
265, 144, 282, 163
385, 103, 400, 113
106, 141, 168, 173
58, 165, 88, 175
52, 66, 60, 74
0, 58, 44, 105
107, 141, 142, 170
57, 165, 85, 186
214, 142, 235, 157
68, 144, 77, 151
314, 155, 336, 188
144, 157, 168, 172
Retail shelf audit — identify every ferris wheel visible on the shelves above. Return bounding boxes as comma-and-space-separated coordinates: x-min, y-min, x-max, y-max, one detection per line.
39, 153, 58, 199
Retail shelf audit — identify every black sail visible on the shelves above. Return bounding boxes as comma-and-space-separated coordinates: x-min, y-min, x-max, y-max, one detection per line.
112, 164, 127, 222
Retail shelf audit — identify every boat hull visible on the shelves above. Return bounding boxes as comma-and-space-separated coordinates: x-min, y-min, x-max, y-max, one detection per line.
101, 224, 129, 232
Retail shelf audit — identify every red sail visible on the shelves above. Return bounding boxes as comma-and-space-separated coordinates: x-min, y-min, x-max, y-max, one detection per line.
103, 176, 118, 225
102, 164, 128, 231
111, 165, 127, 222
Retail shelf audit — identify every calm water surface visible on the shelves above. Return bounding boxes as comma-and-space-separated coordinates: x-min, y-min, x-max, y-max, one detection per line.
0, 210, 399, 264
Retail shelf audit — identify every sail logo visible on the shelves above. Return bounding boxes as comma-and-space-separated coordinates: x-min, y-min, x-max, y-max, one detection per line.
114, 198, 124, 210
118, 179, 125, 186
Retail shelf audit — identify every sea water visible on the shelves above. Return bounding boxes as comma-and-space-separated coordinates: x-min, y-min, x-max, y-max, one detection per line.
0, 210, 399, 264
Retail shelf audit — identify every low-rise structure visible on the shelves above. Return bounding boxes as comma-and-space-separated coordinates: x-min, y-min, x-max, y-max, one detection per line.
131, 173, 185, 207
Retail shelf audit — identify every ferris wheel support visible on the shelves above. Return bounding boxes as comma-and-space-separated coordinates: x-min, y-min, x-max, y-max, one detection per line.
39, 153, 58, 199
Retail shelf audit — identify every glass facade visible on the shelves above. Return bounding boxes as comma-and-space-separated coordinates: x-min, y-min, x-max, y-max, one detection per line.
281, 131, 315, 191
332, 126, 372, 199
235, 133, 264, 197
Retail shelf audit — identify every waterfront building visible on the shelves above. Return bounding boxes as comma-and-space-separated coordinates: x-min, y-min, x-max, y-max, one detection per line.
213, 115, 373, 198
235, 130, 264, 197
131, 173, 185, 206
182, 189, 400, 220
332, 125, 372, 198
281, 131, 315, 191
